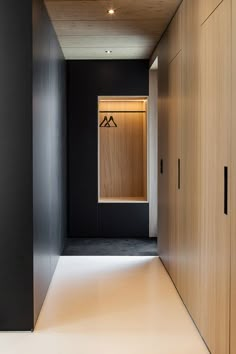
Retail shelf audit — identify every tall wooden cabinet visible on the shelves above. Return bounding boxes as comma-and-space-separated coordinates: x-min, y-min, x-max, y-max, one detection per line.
157, 10, 182, 277
231, 0, 236, 351
178, 0, 201, 320
167, 51, 182, 285
155, 0, 234, 353
157, 31, 170, 270
199, 1, 231, 352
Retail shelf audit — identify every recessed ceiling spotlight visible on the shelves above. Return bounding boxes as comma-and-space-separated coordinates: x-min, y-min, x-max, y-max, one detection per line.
107, 9, 115, 15
105, 50, 112, 54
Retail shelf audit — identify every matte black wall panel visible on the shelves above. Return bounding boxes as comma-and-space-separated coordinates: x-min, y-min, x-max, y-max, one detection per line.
0, 0, 66, 330
0, 0, 33, 330
33, 0, 67, 325
67, 60, 149, 237
99, 204, 149, 237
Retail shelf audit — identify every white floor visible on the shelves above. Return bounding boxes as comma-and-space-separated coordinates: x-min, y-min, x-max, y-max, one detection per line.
1, 256, 209, 354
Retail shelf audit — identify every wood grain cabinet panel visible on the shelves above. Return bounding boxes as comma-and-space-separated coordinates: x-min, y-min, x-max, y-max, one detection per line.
167, 6, 182, 63
157, 31, 170, 270
178, 0, 201, 322
167, 52, 182, 285
199, 0, 231, 353
156, 0, 232, 353
157, 1, 183, 291
231, 0, 236, 352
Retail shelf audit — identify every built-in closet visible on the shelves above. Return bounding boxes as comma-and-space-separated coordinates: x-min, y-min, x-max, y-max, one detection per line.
152, 0, 236, 353
231, 0, 236, 351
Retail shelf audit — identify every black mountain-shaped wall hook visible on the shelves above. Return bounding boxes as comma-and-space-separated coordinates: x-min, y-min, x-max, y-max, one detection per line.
100, 116, 117, 128
99, 116, 108, 127
107, 116, 117, 127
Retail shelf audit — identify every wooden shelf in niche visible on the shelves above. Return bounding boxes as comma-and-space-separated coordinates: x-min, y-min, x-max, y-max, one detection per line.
98, 96, 148, 203
99, 197, 148, 203
99, 111, 146, 113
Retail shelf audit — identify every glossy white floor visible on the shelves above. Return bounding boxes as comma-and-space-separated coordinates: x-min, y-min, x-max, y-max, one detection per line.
1, 256, 209, 354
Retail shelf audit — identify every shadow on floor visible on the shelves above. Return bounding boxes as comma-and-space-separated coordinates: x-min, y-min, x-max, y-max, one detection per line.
63, 238, 158, 256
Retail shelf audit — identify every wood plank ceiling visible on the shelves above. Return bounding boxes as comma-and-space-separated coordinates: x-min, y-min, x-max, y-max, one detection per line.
44, 0, 182, 60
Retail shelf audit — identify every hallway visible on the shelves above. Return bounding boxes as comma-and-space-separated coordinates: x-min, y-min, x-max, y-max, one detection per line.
1, 257, 208, 354
1, 0, 236, 353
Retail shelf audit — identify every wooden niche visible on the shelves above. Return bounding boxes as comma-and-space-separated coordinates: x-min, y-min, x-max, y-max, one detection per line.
98, 97, 148, 203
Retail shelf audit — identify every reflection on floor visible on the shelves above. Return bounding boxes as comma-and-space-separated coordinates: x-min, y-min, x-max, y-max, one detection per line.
63, 238, 158, 256
1, 257, 209, 354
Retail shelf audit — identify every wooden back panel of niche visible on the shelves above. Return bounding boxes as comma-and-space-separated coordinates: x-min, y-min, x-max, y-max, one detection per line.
99, 100, 147, 199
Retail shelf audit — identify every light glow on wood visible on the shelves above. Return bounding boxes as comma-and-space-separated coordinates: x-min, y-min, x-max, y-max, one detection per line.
98, 97, 148, 202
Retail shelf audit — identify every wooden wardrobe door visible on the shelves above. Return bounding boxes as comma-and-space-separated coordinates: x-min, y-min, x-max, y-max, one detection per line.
200, 0, 231, 353
157, 32, 170, 270
231, 0, 236, 351
167, 52, 182, 284
179, 0, 201, 322
157, 6, 182, 277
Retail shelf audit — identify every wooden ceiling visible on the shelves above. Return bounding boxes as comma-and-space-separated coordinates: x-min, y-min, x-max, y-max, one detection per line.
44, 0, 182, 60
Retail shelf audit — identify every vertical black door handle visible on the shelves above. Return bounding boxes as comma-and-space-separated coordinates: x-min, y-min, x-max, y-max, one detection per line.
178, 159, 181, 190
160, 159, 163, 174
224, 166, 228, 215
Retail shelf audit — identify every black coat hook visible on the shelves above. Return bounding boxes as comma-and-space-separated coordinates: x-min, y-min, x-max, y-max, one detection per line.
105, 116, 117, 128
100, 115, 117, 128
100, 116, 109, 127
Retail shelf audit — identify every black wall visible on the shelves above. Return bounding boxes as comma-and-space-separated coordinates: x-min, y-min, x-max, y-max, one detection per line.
33, 0, 67, 325
0, 0, 66, 331
0, 0, 33, 330
67, 60, 149, 238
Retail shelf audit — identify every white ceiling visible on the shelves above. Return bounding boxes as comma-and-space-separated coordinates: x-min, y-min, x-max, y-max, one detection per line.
45, 0, 182, 60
